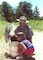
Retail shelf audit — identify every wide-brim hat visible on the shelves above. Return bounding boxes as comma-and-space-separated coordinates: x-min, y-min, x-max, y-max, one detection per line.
16, 16, 29, 23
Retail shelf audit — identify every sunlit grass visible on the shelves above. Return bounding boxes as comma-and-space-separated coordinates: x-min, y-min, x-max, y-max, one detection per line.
0, 20, 9, 39
29, 20, 43, 31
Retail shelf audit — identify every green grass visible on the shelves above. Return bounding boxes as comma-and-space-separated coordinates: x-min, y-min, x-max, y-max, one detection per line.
0, 20, 9, 39
29, 20, 43, 31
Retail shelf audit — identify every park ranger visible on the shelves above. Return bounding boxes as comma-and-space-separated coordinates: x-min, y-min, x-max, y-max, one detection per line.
15, 16, 34, 43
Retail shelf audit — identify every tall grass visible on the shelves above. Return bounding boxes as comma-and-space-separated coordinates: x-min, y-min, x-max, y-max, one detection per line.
0, 20, 9, 39
29, 20, 43, 31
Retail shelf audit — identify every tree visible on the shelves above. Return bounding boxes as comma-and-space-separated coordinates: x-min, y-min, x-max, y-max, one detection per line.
16, 1, 24, 18
23, 2, 33, 19
16, 1, 33, 19
2, 2, 15, 22
33, 6, 40, 20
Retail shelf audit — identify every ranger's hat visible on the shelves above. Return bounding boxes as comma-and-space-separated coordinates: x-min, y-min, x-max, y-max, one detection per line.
16, 16, 28, 23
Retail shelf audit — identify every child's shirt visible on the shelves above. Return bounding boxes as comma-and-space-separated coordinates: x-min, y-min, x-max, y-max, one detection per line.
21, 39, 34, 49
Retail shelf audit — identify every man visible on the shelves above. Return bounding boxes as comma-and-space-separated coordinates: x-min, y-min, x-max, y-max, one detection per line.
15, 16, 34, 43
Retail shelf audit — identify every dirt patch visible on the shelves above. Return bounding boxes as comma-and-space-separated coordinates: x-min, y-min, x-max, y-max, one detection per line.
32, 31, 43, 60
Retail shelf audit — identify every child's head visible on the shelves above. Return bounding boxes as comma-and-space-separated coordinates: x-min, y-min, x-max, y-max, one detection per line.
16, 32, 26, 41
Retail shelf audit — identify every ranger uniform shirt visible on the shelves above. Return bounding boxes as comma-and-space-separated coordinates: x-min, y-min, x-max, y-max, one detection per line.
14, 24, 34, 39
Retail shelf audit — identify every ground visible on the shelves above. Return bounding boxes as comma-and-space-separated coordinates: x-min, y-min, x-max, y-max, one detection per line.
0, 31, 43, 60
32, 31, 43, 60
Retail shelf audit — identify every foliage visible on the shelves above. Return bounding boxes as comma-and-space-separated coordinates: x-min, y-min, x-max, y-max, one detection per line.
33, 6, 40, 20
0, 5, 5, 20
23, 2, 32, 19
40, 16, 43, 20
29, 20, 43, 31
2, 2, 15, 22
16, 1, 33, 19
16, 1, 40, 20
0, 1, 43, 21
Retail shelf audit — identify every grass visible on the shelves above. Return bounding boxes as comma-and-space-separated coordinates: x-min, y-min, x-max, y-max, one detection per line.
0, 20, 9, 39
29, 20, 43, 31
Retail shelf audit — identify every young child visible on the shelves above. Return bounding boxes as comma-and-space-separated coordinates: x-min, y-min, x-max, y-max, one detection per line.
16, 32, 34, 58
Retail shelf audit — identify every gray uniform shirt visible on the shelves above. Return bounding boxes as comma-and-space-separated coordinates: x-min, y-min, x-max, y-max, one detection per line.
14, 24, 33, 39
